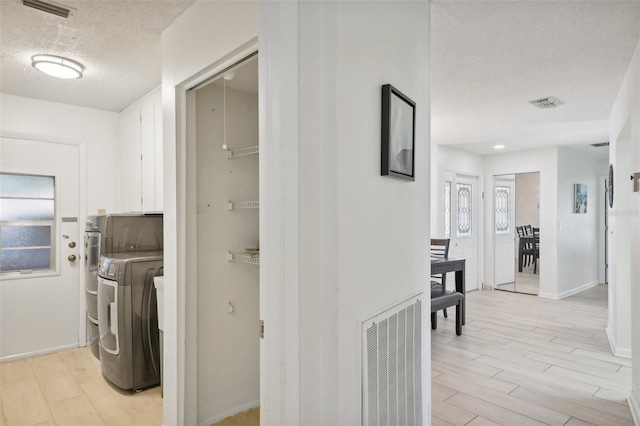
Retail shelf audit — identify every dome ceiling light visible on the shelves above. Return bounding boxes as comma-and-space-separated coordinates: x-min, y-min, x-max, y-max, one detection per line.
31, 54, 84, 79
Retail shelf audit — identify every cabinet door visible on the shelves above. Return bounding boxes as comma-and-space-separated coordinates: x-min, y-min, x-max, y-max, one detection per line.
153, 94, 163, 210
120, 108, 142, 212
141, 100, 156, 212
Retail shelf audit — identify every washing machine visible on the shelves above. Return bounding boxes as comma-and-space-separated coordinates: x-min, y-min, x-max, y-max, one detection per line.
85, 214, 163, 359
97, 250, 163, 391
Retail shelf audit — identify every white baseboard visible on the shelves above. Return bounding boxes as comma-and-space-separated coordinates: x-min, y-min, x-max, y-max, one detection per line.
197, 400, 260, 426
0, 343, 78, 363
629, 393, 640, 426
606, 325, 632, 359
538, 281, 600, 300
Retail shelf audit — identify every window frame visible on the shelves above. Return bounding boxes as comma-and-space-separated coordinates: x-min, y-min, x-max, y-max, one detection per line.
0, 172, 58, 278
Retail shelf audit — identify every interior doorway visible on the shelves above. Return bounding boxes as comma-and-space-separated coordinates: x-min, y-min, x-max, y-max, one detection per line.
190, 53, 260, 425
494, 172, 540, 295
445, 172, 480, 292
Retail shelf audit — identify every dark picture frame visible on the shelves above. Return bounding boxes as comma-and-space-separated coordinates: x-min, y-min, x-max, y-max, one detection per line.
608, 164, 614, 208
381, 84, 416, 181
574, 183, 588, 214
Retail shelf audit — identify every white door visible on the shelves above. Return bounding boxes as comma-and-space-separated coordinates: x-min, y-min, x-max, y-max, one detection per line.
0, 137, 81, 359
494, 177, 516, 286
450, 174, 479, 291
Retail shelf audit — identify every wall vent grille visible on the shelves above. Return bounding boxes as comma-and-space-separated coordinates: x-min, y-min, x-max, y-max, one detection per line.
529, 96, 564, 109
362, 295, 422, 426
23, 0, 75, 19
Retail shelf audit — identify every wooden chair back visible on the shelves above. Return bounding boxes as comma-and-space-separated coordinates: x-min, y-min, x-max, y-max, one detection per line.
430, 238, 450, 259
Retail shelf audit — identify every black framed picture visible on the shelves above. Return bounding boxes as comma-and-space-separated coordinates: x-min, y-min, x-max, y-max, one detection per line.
381, 84, 416, 181
608, 164, 614, 208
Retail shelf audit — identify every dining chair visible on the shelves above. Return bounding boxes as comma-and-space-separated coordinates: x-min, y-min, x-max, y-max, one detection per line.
516, 226, 531, 267
533, 228, 540, 274
431, 287, 463, 335
431, 238, 451, 317
525, 224, 533, 236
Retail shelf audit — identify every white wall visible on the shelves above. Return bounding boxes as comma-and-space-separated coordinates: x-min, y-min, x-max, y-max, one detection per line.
161, 1, 258, 424
0, 94, 121, 215
555, 147, 604, 297
261, 2, 430, 424
515, 172, 540, 229
195, 83, 259, 424
608, 39, 639, 364
484, 148, 559, 295
609, 37, 640, 414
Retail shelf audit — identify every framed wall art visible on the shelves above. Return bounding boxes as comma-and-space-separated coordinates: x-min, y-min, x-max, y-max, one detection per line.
574, 183, 588, 214
381, 84, 416, 181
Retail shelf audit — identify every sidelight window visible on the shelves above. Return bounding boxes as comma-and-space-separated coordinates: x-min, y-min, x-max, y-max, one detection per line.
456, 183, 472, 237
495, 186, 511, 234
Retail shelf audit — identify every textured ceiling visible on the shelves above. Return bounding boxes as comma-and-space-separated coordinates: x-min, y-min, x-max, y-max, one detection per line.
0, 0, 194, 112
431, 1, 640, 156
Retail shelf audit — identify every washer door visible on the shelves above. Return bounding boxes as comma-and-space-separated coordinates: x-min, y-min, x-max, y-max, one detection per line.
98, 276, 120, 356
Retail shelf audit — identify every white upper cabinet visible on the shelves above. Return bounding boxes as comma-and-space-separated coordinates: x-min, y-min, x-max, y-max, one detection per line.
119, 88, 163, 212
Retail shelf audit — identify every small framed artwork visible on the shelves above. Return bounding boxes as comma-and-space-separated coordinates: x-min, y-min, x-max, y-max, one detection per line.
574, 183, 588, 213
381, 84, 416, 181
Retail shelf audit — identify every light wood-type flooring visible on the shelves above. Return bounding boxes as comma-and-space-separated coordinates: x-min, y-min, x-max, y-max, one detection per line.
1, 285, 630, 426
432, 284, 633, 426
495, 269, 540, 295
0, 347, 162, 426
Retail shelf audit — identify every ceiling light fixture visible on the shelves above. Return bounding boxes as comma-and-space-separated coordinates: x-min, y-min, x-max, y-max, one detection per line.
494, 144, 505, 149
31, 54, 83, 79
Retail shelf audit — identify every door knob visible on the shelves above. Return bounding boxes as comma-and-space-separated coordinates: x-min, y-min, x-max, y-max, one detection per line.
68, 254, 77, 262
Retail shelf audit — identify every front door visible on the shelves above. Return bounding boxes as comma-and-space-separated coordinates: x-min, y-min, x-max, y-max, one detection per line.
0, 137, 81, 359
450, 174, 479, 291
494, 176, 516, 286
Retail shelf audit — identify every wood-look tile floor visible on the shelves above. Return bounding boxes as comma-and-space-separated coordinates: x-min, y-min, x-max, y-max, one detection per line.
1, 285, 630, 426
432, 284, 633, 426
0, 347, 162, 426
210, 407, 259, 426
495, 268, 541, 295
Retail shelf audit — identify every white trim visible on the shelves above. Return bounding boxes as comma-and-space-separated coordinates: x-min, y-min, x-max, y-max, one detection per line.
606, 324, 632, 359
0, 343, 77, 363
196, 400, 260, 426
173, 39, 259, 426
538, 280, 599, 300
628, 393, 640, 426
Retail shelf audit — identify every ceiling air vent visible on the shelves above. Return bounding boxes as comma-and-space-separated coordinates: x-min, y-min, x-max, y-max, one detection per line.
529, 96, 564, 109
591, 142, 610, 148
23, 0, 75, 19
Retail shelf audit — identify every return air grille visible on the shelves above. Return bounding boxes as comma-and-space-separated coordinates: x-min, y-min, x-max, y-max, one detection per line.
23, 0, 75, 19
362, 295, 422, 426
529, 96, 564, 109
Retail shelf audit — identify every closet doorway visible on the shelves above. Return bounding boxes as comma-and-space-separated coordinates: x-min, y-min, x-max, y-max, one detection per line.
493, 172, 540, 295
191, 53, 260, 425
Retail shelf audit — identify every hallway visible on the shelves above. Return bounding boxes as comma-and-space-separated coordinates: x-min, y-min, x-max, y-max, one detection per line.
432, 285, 633, 426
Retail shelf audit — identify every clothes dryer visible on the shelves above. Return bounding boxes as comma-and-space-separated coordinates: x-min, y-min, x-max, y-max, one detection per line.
97, 251, 163, 391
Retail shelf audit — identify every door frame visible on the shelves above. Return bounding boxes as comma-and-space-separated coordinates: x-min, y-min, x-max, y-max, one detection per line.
0, 135, 87, 355
446, 170, 482, 292
172, 39, 260, 425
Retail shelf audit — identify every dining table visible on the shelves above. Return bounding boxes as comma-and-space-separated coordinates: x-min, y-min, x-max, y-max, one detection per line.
431, 257, 466, 325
